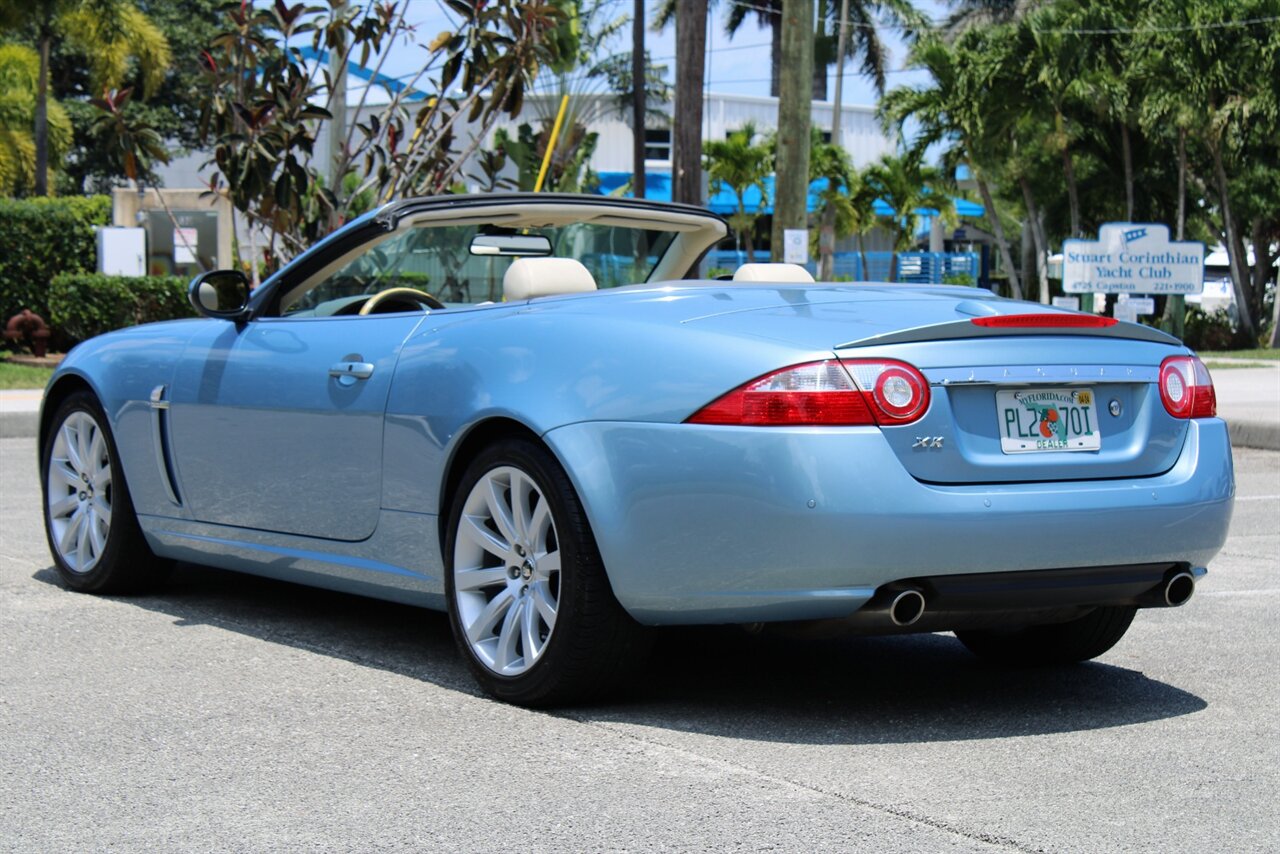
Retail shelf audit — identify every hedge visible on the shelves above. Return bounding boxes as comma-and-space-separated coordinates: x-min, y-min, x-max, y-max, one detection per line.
48, 274, 195, 343
0, 196, 112, 339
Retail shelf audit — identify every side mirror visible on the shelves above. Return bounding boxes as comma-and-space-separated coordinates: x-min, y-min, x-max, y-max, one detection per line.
189, 270, 251, 319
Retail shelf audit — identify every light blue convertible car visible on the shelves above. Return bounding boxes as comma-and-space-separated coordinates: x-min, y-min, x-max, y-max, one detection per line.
39, 194, 1234, 705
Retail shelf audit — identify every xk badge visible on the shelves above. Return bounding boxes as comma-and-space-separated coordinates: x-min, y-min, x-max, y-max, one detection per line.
912, 436, 945, 449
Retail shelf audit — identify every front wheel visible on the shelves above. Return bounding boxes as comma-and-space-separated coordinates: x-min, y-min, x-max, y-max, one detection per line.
444, 438, 649, 706
955, 606, 1137, 666
41, 391, 170, 594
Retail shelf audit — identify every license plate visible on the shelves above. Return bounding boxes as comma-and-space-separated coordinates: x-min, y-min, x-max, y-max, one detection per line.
997, 388, 1101, 454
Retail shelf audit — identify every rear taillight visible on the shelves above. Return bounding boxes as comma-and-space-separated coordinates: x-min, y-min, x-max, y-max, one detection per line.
971, 314, 1118, 328
1159, 355, 1216, 419
686, 359, 930, 426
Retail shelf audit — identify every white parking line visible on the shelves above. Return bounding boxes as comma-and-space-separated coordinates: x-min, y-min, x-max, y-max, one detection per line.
1234, 495, 1280, 502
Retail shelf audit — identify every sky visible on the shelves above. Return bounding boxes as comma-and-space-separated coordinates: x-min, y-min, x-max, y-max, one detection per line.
370, 0, 949, 110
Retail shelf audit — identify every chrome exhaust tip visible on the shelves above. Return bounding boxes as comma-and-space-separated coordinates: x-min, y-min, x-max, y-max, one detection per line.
889, 588, 927, 627
1164, 571, 1196, 607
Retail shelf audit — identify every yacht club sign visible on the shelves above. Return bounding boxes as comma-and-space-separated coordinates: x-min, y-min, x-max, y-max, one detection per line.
1062, 223, 1204, 294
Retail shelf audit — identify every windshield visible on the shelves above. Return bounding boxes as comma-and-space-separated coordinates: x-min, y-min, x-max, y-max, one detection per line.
283, 221, 678, 314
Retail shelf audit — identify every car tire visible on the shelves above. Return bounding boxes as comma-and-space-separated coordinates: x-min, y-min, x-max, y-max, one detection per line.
954, 605, 1137, 666
444, 437, 650, 707
41, 391, 171, 594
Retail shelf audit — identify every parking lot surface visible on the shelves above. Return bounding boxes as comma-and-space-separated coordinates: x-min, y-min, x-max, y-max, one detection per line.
2, 436, 1278, 852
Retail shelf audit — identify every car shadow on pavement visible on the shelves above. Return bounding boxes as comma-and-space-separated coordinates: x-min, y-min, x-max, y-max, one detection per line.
33, 562, 1207, 745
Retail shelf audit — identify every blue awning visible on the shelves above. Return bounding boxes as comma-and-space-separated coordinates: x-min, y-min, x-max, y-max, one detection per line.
593, 171, 984, 219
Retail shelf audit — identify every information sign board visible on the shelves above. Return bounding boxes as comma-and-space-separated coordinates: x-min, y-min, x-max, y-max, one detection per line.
1063, 223, 1203, 294
783, 229, 809, 264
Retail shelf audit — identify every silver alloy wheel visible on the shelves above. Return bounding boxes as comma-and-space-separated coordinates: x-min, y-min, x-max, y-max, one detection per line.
453, 465, 561, 676
46, 410, 113, 574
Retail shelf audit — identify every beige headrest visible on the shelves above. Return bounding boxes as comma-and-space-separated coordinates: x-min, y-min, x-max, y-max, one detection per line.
732, 263, 815, 283
503, 257, 597, 301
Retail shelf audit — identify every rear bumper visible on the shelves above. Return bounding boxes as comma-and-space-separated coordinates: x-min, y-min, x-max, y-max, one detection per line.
544, 418, 1234, 625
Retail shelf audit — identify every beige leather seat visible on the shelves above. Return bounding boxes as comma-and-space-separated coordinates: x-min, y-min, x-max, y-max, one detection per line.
502, 257, 598, 301
731, 263, 815, 283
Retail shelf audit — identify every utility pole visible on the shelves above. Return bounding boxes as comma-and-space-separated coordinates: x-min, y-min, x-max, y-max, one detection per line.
818, 0, 850, 279
771, 0, 814, 262
632, 0, 645, 199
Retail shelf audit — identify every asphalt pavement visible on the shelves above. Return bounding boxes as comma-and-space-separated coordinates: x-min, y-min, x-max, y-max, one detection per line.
1, 434, 1278, 851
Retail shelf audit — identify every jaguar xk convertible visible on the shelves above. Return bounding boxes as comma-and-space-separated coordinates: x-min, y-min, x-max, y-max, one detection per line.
39, 194, 1234, 705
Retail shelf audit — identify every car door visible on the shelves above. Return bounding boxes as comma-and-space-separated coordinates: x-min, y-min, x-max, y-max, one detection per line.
165, 224, 440, 543
166, 312, 424, 542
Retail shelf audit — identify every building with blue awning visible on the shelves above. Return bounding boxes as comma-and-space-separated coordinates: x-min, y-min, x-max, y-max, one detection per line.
594, 171, 983, 234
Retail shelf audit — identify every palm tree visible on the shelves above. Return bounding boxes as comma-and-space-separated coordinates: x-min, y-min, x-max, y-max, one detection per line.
0, 43, 72, 195
808, 129, 864, 280
861, 151, 953, 282
703, 122, 773, 261
880, 33, 1023, 299
0, 0, 169, 195
812, 0, 925, 100
656, 0, 920, 100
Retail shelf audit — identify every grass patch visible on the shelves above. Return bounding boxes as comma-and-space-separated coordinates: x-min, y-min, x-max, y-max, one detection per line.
1197, 348, 1280, 361
0, 356, 54, 390
1204, 360, 1269, 370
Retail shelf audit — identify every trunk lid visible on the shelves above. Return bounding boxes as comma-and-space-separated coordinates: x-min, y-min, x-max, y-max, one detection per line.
666, 284, 1189, 484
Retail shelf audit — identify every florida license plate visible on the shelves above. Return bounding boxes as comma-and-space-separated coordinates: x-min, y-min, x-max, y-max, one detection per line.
997, 388, 1101, 454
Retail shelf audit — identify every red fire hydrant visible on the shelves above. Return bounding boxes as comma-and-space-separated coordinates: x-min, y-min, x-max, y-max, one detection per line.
4, 309, 52, 358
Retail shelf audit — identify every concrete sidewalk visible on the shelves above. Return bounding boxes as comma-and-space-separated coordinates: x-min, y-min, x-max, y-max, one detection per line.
3, 364, 1278, 449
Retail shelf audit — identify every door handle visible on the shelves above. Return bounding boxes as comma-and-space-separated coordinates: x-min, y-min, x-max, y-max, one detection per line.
329, 361, 375, 383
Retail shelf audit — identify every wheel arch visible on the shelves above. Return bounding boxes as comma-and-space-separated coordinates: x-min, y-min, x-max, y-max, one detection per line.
38, 372, 99, 462
436, 416, 546, 554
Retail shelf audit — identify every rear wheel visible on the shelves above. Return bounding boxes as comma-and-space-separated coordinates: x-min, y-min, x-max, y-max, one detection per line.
955, 606, 1137, 666
444, 437, 649, 706
41, 391, 170, 594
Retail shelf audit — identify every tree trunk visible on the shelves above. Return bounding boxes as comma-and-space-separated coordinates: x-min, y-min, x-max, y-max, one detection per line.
739, 198, 755, 262
1163, 127, 1188, 338
1249, 219, 1268, 327
812, 13, 828, 101
1020, 177, 1050, 305
1061, 132, 1080, 238
1209, 142, 1257, 346
770, 8, 782, 98
770, 0, 814, 263
857, 232, 869, 282
34, 34, 51, 196
976, 174, 1021, 300
632, 0, 646, 199
1121, 122, 1134, 221
673, 0, 708, 213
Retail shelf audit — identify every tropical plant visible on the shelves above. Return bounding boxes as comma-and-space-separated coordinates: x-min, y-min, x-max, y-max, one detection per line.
198, 0, 561, 278
807, 129, 865, 280
880, 32, 1025, 299
0, 43, 72, 195
0, 0, 170, 195
703, 122, 773, 261
862, 151, 954, 282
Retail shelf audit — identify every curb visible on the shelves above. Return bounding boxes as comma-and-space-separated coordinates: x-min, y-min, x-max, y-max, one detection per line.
1226, 419, 1280, 453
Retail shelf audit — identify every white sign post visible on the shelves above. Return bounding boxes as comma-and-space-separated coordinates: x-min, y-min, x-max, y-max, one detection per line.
783, 229, 809, 265
1062, 223, 1203, 295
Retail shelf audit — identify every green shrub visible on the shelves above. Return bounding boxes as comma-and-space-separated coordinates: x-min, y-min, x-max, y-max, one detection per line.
0, 196, 112, 345
1182, 305, 1236, 351
48, 274, 195, 343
